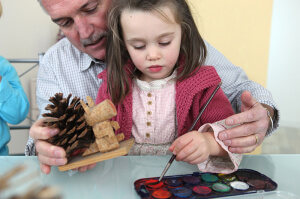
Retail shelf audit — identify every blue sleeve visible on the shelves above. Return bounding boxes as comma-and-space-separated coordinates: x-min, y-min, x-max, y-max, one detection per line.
0, 56, 30, 124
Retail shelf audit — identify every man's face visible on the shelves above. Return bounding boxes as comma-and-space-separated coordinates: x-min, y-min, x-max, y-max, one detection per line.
41, 0, 112, 60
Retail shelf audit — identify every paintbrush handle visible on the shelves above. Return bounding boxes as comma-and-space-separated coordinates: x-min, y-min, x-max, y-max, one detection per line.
158, 82, 222, 182
158, 154, 176, 182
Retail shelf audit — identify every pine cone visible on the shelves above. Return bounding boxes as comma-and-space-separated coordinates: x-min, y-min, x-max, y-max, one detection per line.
42, 93, 95, 157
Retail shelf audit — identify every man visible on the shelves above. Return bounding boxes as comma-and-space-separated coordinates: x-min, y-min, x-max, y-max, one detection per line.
26, 0, 279, 174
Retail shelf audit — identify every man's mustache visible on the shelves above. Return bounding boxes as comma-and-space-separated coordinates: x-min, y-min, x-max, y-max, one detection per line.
81, 32, 107, 47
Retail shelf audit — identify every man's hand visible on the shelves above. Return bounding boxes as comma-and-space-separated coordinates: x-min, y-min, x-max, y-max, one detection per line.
218, 91, 273, 153
29, 118, 96, 174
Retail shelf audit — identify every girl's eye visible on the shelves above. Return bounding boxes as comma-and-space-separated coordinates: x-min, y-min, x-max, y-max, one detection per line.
160, 41, 171, 46
134, 45, 145, 50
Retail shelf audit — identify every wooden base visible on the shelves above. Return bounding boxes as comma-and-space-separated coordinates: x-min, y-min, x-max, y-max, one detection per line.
58, 138, 135, 171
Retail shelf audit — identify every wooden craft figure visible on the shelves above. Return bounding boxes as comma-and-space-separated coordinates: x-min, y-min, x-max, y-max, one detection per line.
80, 97, 124, 156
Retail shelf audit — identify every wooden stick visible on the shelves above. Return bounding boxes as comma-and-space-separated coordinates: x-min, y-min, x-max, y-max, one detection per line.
0, 165, 25, 184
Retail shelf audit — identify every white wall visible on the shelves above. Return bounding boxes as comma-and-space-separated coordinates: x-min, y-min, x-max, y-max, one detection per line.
0, 0, 58, 154
267, 0, 300, 128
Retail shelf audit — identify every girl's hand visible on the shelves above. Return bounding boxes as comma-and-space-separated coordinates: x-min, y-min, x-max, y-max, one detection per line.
169, 131, 214, 165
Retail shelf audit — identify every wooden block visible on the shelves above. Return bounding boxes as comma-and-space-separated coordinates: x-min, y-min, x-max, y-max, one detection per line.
58, 138, 135, 171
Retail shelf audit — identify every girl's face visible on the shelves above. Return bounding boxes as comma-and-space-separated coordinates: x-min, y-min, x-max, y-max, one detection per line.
121, 6, 182, 82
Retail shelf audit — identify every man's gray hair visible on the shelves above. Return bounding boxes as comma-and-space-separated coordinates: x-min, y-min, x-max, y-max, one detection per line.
37, 0, 48, 14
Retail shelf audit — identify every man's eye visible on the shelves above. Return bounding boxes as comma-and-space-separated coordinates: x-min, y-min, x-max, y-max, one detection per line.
134, 45, 145, 50
86, 6, 98, 14
160, 41, 171, 46
60, 20, 73, 28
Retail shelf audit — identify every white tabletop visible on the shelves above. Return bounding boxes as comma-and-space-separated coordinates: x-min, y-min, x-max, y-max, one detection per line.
0, 154, 299, 199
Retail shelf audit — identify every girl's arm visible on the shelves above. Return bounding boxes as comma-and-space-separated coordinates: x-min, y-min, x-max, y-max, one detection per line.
0, 57, 29, 124
202, 130, 227, 157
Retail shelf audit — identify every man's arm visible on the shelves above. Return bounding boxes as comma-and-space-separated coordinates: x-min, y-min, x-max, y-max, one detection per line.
204, 41, 279, 133
204, 41, 279, 153
25, 53, 60, 156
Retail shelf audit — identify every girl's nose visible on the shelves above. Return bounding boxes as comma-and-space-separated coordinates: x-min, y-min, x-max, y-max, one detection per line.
147, 46, 161, 61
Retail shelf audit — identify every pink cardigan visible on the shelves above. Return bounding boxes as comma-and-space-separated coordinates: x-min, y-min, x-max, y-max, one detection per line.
96, 65, 235, 140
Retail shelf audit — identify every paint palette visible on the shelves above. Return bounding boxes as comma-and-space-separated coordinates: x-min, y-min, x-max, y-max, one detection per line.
134, 169, 277, 199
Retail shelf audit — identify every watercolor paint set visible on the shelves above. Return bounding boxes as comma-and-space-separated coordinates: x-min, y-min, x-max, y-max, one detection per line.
134, 169, 277, 199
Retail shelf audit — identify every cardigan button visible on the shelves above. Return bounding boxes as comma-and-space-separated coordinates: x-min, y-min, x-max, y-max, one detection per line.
147, 92, 152, 97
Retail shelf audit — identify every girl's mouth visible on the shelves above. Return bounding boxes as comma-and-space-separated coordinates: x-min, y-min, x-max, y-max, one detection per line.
149, 65, 163, 72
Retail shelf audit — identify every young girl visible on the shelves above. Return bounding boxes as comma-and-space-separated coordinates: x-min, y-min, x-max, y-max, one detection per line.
96, 0, 242, 173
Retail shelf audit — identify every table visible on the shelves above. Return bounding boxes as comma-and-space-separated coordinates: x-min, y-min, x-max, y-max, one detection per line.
0, 155, 299, 198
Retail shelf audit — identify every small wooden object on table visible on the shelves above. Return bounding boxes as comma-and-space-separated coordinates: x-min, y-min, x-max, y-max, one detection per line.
43, 93, 134, 171
58, 138, 134, 171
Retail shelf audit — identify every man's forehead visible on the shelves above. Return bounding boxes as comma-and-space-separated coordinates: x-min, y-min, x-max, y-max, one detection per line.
41, 0, 93, 14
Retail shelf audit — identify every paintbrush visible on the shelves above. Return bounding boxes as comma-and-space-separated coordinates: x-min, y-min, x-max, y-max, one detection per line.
158, 81, 222, 182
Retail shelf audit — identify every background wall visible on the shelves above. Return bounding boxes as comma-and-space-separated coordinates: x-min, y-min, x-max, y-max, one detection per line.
0, 0, 299, 154
267, 0, 300, 128
188, 0, 273, 88
0, 0, 58, 154
188, 0, 273, 155
188, 0, 300, 129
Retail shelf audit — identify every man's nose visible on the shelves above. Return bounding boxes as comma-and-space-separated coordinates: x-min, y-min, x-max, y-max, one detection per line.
74, 16, 93, 39
147, 46, 161, 61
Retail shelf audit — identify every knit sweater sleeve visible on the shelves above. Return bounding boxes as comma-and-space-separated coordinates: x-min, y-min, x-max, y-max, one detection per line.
197, 120, 242, 174
176, 66, 235, 137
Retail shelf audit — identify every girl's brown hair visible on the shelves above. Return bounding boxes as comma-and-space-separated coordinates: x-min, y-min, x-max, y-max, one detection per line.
106, 0, 207, 104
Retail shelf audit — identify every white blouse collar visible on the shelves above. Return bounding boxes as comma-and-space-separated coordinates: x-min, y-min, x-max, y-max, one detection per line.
134, 70, 177, 92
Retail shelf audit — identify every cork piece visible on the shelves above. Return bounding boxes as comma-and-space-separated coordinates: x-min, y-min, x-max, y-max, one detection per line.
93, 126, 114, 139
82, 142, 99, 156
83, 99, 117, 126
111, 121, 120, 130
96, 136, 120, 153
116, 133, 125, 142
80, 97, 124, 156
